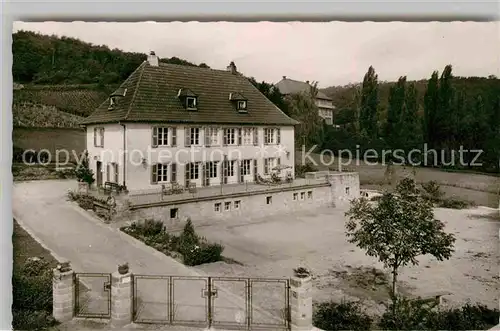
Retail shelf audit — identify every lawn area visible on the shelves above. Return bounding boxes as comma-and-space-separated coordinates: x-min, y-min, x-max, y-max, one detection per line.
13, 219, 59, 331
13, 220, 58, 270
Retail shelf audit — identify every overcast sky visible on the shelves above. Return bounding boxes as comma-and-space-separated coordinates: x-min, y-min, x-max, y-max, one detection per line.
13, 21, 499, 87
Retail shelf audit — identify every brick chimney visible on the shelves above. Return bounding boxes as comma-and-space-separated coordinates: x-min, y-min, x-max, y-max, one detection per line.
227, 61, 237, 74
283, 76, 287, 80
147, 51, 159, 66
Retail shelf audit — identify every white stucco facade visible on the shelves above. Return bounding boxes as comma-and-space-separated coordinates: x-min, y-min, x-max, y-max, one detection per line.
315, 98, 335, 125
86, 124, 295, 192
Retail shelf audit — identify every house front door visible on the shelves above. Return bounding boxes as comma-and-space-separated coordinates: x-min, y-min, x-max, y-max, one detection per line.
96, 161, 103, 187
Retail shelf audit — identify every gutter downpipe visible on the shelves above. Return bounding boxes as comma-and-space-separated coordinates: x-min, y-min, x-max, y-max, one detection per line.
120, 122, 127, 188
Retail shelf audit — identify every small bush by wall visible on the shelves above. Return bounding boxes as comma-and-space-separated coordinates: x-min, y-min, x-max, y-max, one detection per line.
121, 218, 225, 266
420, 181, 475, 209
438, 198, 474, 209
313, 300, 373, 331
379, 296, 499, 330
295, 162, 318, 178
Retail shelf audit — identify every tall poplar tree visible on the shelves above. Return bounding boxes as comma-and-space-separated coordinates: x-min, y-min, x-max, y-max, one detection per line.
359, 66, 379, 139
385, 76, 407, 150
436, 65, 455, 149
398, 83, 421, 157
424, 71, 439, 148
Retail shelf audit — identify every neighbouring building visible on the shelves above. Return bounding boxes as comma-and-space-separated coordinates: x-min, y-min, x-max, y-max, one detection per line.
275, 76, 336, 125
80, 52, 299, 193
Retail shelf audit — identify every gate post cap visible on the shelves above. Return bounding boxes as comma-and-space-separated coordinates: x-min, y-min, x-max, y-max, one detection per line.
56, 261, 72, 273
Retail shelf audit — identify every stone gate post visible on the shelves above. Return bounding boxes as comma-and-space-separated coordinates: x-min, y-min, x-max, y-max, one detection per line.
290, 272, 313, 331
52, 262, 75, 322
110, 264, 133, 328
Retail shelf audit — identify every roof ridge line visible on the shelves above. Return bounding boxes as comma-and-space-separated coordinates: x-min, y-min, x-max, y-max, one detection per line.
159, 61, 231, 75
125, 62, 146, 120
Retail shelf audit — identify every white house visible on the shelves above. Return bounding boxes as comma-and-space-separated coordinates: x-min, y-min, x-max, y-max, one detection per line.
275, 76, 336, 125
80, 53, 299, 193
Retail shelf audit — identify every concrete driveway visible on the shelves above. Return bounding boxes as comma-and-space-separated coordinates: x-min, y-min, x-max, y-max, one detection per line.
12, 180, 285, 329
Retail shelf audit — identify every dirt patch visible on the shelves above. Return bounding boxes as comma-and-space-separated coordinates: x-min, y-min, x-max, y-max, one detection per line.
316, 266, 415, 306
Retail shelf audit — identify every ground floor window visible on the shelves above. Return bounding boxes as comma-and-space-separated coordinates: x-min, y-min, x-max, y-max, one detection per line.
345, 187, 350, 195
207, 161, 218, 178
300, 192, 305, 200
189, 163, 199, 180
264, 158, 277, 175
241, 159, 251, 175
224, 160, 235, 177
224, 201, 231, 211
266, 196, 272, 204
234, 200, 241, 209
214, 203, 221, 212
293, 193, 298, 200
170, 208, 178, 219
307, 191, 313, 199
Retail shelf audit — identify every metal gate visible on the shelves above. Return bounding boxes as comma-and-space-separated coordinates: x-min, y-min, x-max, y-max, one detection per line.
132, 275, 290, 330
74, 273, 112, 318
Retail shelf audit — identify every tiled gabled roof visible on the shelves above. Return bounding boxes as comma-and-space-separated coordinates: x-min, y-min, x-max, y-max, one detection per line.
80, 62, 299, 126
275, 77, 332, 101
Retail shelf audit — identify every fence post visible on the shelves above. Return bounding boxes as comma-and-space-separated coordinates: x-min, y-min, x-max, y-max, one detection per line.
52, 262, 75, 323
111, 265, 133, 328
289, 272, 313, 331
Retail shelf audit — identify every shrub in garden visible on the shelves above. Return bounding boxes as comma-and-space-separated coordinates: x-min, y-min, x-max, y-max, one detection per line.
379, 296, 500, 330
379, 296, 437, 330
295, 162, 318, 178
432, 303, 499, 330
77, 195, 95, 210
438, 198, 472, 209
121, 218, 224, 266
177, 219, 200, 256
183, 241, 224, 266
313, 300, 373, 331
141, 219, 165, 237
75, 151, 95, 185
421, 180, 444, 203
12, 258, 56, 330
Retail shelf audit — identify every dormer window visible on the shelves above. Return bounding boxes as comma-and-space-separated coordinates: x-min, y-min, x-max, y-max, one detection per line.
108, 88, 127, 110
178, 88, 198, 111
237, 100, 247, 111
186, 97, 197, 110
108, 97, 116, 110
229, 92, 248, 113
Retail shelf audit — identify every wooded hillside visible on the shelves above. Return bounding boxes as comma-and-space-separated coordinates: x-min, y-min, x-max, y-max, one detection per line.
13, 30, 210, 85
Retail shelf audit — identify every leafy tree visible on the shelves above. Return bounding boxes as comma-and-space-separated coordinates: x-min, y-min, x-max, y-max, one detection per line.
247, 77, 290, 116
359, 66, 379, 139
345, 177, 456, 300
74, 151, 95, 185
286, 90, 324, 148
